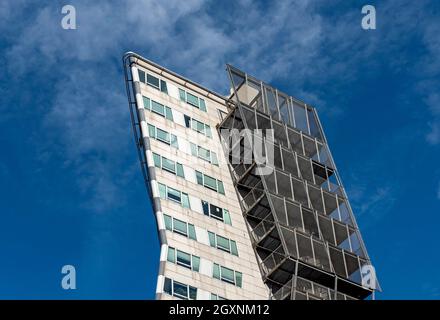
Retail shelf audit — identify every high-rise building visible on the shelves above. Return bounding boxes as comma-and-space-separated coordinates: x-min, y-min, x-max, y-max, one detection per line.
123, 52, 379, 300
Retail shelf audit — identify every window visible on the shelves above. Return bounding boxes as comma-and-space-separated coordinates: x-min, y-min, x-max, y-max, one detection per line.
158, 183, 191, 209
138, 70, 168, 93
208, 232, 238, 256
178, 88, 207, 112
138, 69, 146, 83
147, 74, 160, 88
213, 264, 243, 287
163, 214, 197, 240
168, 249, 201, 272
201, 200, 232, 225
163, 278, 197, 300
147, 124, 178, 149
211, 293, 227, 300
195, 171, 225, 195
184, 115, 212, 138
143, 96, 173, 121
190, 143, 218, 166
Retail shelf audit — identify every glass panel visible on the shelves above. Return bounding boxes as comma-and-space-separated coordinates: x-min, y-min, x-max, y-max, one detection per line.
190, 143, 197, 156
208, 231, 216, 247
202, 200, 209, 216
213, 263, 220, 279
230, 240, 238, 256
205, 125, 212, 138
160, 80, 168, 94
176, 163, 184, 178
165, 106, 173, 121
173, 219, 187, 236
148, 124, 155, 138
156, 128, 170, 144
167, 247, 175, 263
292, 102, 309, 134
188, 224, 197, 240
153, 153, 161, 167
235, 272, 243, 288
163, 214, 172, 231
182, 193, 190, 209
195, 171, 203, 185
210, 204, 223, 220
179, 88, 186, 101
176, 250, 192, 268
142, 96, 150, 109
158, 183, 166, 199
192, 256, 200, 272
151, 100, 165, 116
184, 115, 191, 128
189, 286, 197, 300
163, 277, 172, 295
162, 158, 175, 173
307, 108, 321, 139
223, 210, 232, 225
217, 181, 225, 195
221, 266, 235, 284
199, 98, 207, 112
204, 175, 217, 191
173, 281, 188, 299
167, 187, 181, 203
147, 74, 160, 88
187, 92, 199, 107
138, 69, 146, 83
211, 152, 219, 165
170, 134, 178, 148
198, 147, 210, 161
217, 235, 230, 252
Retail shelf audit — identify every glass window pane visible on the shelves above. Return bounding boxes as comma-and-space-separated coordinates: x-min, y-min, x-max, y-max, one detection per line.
221, 266, 235, 284
167, 187, 181, 203
188, 224, 197, 240
211, 293, 218, 300
210, 204, 223, 220
292, 103, 309, 134
173, 281, 188, 299
217, 235, 230, 252
163, 277, 172, 295
187, 92, 199, 107
204, 175, 217, 191
138, 70, 145, 83
195, 171, 203, 185
217, 181, 225, 195
162, 157, 175, 173
190, 143, 197, 156
167, 247, 175, 263
205, 125, 212, 138
184, 115, 191, 128
151, 100, 165, 116
147, 74, 160, 88
189, 286, 197, 300
202, 201, 209, 216
208, 231, 216, 247
199, 99, 207, 112
179, 88, 186, 101
213, 263, 220, 279
156, 128, 170, 144
173, 219, 187, 236
230, 240, 238, 256
223, 210, 232, 225
165, 106, 173, 121
142, 96, 150, 109
163, 214, 172, 231
235, 272, 243, 288
158, 183, 166, 200
182, 193, 191, 209
170, 134, 178, 148
160, 80, 168, 94
196, 120, 205, 133
153, 153, 161, 167
176, 250, 192, 268
148, 124, 155, 138
198, 147, 210, 161
211, 152, 219, 165
192, 256, 200, 272
176, 163, 184, 178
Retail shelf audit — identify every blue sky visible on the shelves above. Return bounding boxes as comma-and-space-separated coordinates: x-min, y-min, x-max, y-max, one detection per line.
0, 0, 439, 299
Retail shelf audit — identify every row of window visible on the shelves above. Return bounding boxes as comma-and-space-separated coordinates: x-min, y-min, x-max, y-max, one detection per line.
167, 247, 200, 272
163, 277, 197, 300
184, 115, 212, 138
163, 214, 238, 257
179, 88, 207, 112
142, 97, 173, 121
202, 200, 231, 225
190, 142, 219, 166
138, 69, 168, 94
158, 183, 190, 208
163, 214, 197, 240
213, 263, 242, 288
196, 171, 225, 195
148, 124, 178, 148
153, 153, 184, 178
208, 231, 239, 256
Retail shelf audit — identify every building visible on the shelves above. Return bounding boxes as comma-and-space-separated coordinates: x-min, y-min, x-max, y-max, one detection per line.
123, 52, 379, 300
